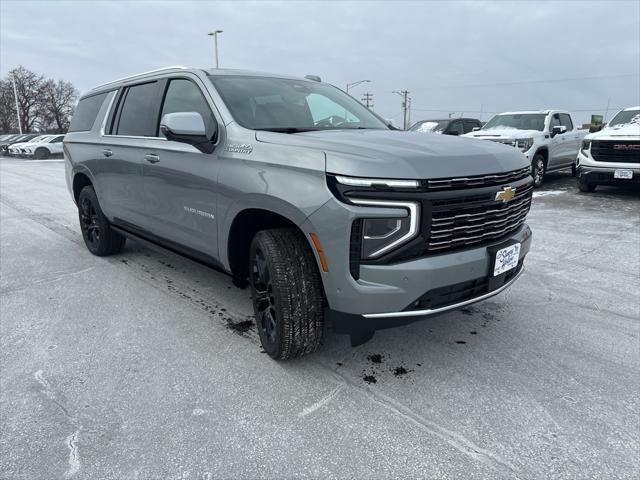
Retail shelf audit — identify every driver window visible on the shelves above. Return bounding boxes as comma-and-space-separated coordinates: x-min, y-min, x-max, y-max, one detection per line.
306, 93, 360, 125
448, 120, 464, 135
161, 79, 215, 138
549, 114, 561, 131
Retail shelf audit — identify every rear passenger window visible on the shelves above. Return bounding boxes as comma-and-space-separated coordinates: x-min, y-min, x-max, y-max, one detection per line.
116, 82, 160, 137
160, 79, 215, 138
68, 93, 108, 132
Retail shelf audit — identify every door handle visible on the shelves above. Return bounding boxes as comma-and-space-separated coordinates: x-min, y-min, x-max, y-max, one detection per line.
144, 154, 160, 164
102, 149, 113, 157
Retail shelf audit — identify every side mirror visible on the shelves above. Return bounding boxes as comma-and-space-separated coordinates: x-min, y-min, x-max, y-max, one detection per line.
551, 125, 567, 137
472, 126, 481, 132
160, 112, 216, 153
589, 125, 603, 133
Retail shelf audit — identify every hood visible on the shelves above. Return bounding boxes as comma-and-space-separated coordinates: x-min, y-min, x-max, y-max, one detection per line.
463, 128, 542, 140
586, 122, 640, 140
256, 129, 529, 179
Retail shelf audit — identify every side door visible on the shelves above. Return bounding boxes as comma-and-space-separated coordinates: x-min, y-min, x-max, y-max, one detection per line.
141, 76, 221, 259
47, 135, 65, 155
99, 81, 163, 230
547, 113, 565, 168
559, 113, 578, 165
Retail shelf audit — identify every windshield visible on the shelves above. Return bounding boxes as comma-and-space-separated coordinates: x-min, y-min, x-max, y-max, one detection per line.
608, 109, 640, 127
29, 135, 50, 143
208, 75, 388, 132
482, 114, 546, 132
409, 120, 448, 133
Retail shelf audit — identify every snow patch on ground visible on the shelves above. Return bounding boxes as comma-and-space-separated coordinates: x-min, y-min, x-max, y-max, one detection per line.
533, 190, 565, 198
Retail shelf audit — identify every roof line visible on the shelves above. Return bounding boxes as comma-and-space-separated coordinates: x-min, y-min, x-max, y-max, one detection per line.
89, 66, 187, 91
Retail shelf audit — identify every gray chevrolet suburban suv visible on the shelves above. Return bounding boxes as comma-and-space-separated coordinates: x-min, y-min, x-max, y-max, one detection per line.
64, 66, 533, 359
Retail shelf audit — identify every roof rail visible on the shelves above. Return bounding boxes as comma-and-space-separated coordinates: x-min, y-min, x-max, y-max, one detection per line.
89, 66, 187, 91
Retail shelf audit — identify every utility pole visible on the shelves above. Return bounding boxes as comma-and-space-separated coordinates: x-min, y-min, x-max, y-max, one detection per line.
361, 92, 374, 109
11, 76, 22, 134
207, 30, 223, 68
393, 90, 411, 129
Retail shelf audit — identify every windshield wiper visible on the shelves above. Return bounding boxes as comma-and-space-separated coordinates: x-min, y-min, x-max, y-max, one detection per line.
254, 127, 319, 134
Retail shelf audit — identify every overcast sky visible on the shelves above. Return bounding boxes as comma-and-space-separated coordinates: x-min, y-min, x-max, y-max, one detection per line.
1, 0, 639, 125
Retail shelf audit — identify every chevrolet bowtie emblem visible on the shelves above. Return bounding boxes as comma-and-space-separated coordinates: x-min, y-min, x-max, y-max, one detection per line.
495, 186, 516, 202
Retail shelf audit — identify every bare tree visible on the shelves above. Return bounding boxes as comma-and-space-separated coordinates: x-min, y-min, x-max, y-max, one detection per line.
0, 80, 17, 133
39, 79, 78, 133
7, 66, 46, 133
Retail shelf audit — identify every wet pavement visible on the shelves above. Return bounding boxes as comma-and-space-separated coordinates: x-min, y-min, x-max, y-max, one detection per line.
1, 158, 638, 479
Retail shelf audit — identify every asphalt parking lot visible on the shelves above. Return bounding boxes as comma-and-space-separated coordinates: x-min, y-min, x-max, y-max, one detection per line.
1, 157, 638, 480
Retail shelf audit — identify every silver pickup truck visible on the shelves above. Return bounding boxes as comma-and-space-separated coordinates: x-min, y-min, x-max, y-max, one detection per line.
464, 110, 587, 187
64, 67, 533, 359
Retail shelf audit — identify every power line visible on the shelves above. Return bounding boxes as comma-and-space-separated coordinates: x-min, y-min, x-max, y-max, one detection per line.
404, 73, 639, 92
410, 106, 628, 114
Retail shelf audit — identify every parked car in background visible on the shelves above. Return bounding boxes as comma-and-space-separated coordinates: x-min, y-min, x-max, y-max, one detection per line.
8, 135, 53, 156
21, 134, 65, 159
575, 106, 640, 192
0, 134, 39, 155
463, 110, 587, 187
65, 66, 533, 359
409, 118, 482, 135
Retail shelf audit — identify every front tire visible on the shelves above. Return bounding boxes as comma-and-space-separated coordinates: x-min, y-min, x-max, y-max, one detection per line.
249, 228, 324, 360
531, 154, 546, 188
78, 186, 126, 256
34, 148, 50, 160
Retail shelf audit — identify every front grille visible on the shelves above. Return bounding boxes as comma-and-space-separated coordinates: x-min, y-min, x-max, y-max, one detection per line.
426, 167, 530, 190
591, 140, 640, 163
427, 183, 533, 253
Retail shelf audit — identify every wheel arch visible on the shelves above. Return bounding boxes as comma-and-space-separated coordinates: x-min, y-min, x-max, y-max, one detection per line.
72, 170, 94, 205
533, 147, 548, 165
227, 207, 309, 280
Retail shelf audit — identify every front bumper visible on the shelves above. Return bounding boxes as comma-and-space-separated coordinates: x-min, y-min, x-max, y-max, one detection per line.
576, 151, 640, 186
303, 196, 532, 331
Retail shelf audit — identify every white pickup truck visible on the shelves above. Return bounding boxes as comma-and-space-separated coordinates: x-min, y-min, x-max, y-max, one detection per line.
575, 106, 640, 192
464, 110, 587, 187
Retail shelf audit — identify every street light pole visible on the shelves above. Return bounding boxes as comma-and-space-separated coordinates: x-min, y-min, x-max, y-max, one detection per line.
208, 30, 223, 68
11, 76, 22, 134
346, 79, 370, 94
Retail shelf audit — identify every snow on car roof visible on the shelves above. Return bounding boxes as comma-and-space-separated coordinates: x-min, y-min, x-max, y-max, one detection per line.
623, 106, 640, 111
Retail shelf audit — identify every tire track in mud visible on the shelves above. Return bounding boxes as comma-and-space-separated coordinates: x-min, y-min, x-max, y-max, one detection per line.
0, 194, 259, 342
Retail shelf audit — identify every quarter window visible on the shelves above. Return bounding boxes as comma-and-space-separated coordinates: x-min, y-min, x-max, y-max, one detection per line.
69, 92, 109, 132
160, 79, 215, 138
116, 82, 160, 137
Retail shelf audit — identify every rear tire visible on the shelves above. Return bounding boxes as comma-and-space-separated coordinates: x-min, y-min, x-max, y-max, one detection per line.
34, 148, 49, 160
78, 186, 126, 256
531, 154, 546, 187
249, 228, 324, 360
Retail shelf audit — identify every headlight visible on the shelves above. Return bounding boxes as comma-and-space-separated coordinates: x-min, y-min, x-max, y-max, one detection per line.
581, 139, 591, 155
515, 138, 534, 151
335, 175, 419, 189
351, 199, 419, 259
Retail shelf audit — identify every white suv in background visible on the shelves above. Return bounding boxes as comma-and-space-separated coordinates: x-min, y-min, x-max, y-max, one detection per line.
576, 107, 640, 192
8, 135, 53, 156
22, 134, 65, 159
